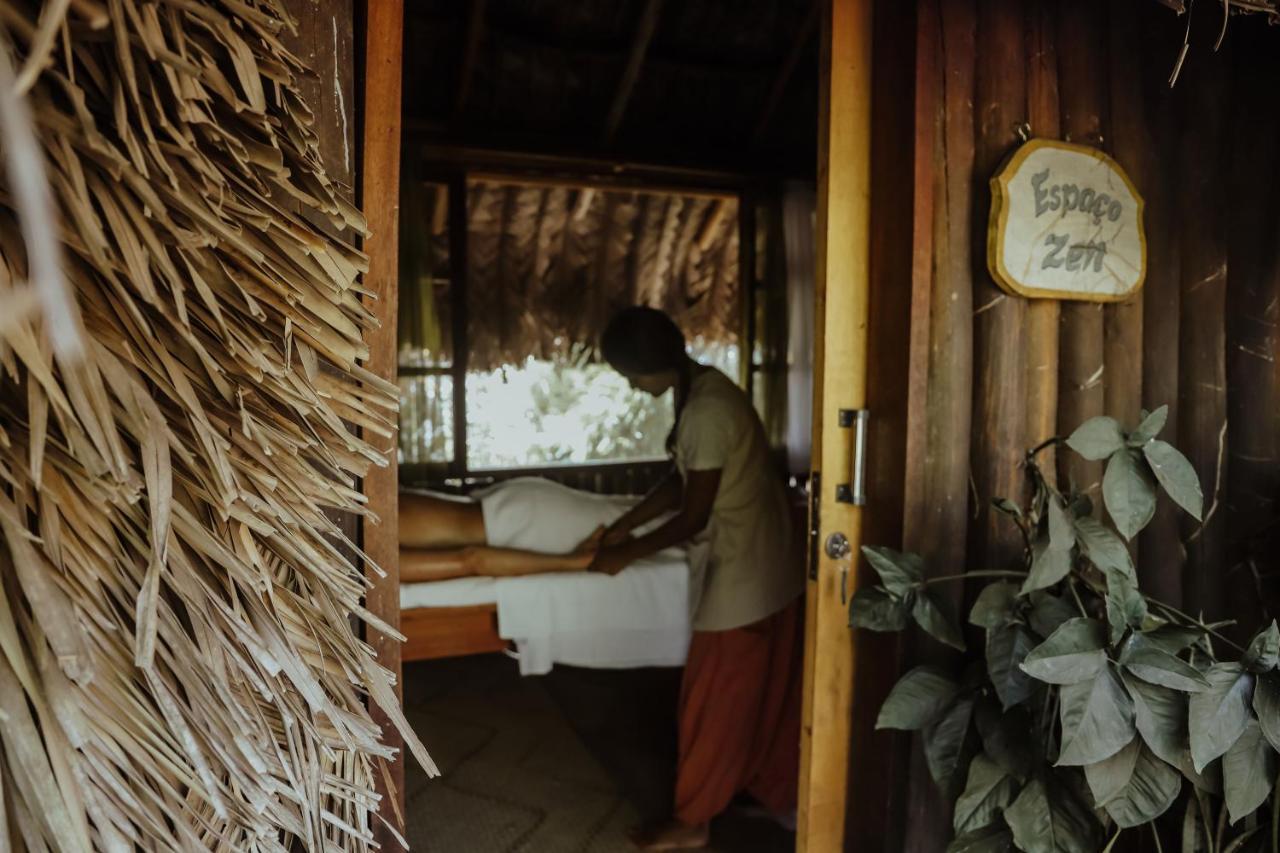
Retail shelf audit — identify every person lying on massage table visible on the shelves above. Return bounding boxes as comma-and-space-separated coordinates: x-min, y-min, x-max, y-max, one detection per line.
399, 477, 677, 582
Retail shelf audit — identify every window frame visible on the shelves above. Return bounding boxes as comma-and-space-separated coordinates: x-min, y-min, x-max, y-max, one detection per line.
397, 162, 760, 487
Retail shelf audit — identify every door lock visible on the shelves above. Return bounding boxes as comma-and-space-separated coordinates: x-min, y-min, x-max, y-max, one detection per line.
825, 532, 851, 560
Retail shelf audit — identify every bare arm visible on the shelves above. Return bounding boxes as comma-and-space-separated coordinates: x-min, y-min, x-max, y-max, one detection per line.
589, 468, 721, 575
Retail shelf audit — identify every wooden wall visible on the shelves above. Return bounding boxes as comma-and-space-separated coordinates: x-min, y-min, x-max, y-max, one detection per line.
878, 2, 1280, 848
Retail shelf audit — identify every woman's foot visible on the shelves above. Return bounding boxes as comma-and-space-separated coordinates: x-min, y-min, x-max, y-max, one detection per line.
628, 821, 710, 851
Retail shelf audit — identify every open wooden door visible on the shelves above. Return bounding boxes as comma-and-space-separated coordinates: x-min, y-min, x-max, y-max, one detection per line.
796, 0, 873, 849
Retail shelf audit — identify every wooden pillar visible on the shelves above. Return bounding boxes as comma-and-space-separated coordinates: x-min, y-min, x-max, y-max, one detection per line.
1135, 17, 1185, 607
900, 0, 974, 848
1224, 33, 1278, 633
1023, 3, 1060, 468
1174, 43, 1229, 622
971, 0, 1028, 569
1054, 0, 1107, 496
360, 0, 405, 845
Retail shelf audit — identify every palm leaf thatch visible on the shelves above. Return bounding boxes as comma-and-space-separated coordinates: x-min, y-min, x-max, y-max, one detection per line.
0, 0, 432, 850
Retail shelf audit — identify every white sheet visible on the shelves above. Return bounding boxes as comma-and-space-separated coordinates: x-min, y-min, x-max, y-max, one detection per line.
398, 556, 691, 675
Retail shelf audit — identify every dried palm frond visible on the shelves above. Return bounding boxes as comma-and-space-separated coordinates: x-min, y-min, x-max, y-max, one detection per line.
0, 1, 433, 851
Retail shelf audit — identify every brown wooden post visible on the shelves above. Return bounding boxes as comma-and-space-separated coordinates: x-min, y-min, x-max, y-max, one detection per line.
1136, 15, 1185, 607
361, 0, 405, 845
1103, 3, 1145, 451
900, 0, 975, 847
1224, 34, 1278, 634
1174, 42, 1230, 622
1023, 3, 1060, 471
971, 0, 1028, 568
1054, 0, 1107, 496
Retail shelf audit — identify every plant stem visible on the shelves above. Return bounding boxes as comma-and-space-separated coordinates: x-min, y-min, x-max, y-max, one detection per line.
1102, 828, 1123, 853
1067, 578, 1089, 617
1151, 823, 1164, 853
1272, 768, 1279, 853
1151, 600, 1248, 654
920, 570, 1029, 587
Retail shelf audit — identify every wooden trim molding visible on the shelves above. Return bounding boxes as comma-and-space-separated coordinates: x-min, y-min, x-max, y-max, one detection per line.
361, 0, 405, 845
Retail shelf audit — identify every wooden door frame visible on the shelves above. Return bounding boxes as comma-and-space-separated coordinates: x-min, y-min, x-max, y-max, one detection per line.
799, 0, 917, 850
359, 0, 406, 847
361, 2, 918, 850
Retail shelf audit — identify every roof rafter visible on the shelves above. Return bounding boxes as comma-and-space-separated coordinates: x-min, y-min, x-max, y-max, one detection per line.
602, 0, 665, 146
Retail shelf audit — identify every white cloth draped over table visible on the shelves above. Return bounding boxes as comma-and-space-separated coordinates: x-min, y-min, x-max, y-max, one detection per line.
399, 478, 698, 675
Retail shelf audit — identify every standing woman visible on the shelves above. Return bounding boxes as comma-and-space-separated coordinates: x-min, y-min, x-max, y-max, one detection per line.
589, 307, 804, 850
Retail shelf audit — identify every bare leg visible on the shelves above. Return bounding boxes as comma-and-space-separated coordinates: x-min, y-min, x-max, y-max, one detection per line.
399, 491, 487, 549
629, 822, 710, 851
400, 528, 604, 583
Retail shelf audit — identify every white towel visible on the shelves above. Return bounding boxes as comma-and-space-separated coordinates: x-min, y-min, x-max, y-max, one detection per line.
495, 555, 692, 676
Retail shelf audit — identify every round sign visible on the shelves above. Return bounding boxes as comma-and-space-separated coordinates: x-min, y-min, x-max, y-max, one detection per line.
988, 138, 1146, 301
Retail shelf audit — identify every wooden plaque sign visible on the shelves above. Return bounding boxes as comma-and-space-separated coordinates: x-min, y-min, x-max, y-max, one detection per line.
988, 138, 1146, 301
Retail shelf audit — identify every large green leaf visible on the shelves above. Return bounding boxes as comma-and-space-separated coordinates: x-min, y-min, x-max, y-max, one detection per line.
970, 582, 1018, 630
1140, 625, 1203, 656
1188, 663, 1254, 772
849, 586, 911, 631
1178, 749, 1223, 796
946, 825, 1014, 853
1083, 737, 1139, 806
1028, 593, 1078, 640
1243, 621, 1280, 674
1020, 618, 1107, 685
987, 623, 1037, 710
1057, 665, 1137, 766
925, 697, 975, 792
1047, 497, 1075, 552
1142, 440, 1203, 521
914, 591, 966, 651
1119, 634, 1210, 692
876, 666, 957, 730
1102, 449, 1157, 541
954, 754, 1018, 835
861, 545, 923, 596
1222, 719, 1275, 824
976, 698, 1037, 780
1252, 673, 1280, 753
1104, 569, 1147, 645
1073, 517, 1134, 577
1004, 776, 1100, 853
1127, 405, 1169, 447
1124, 674, 1188, 767
1100, 743, 1182, 828
1023, 539, 1072, 595
1066, 416, 1126, 461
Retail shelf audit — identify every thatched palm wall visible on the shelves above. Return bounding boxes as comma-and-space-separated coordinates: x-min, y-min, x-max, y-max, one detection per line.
0, 1, 428, 849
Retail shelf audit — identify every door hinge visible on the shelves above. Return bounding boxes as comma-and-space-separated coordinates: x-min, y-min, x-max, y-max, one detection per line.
807, 471, 821, 581
834, 408, 869, 506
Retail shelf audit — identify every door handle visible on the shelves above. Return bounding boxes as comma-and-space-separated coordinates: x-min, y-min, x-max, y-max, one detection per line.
826, 533, 852, 604
834, 409, 869, 505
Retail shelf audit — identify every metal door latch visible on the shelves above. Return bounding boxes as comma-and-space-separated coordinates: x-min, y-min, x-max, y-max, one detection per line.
825, 532, 852, 604
835, 408, 869, 505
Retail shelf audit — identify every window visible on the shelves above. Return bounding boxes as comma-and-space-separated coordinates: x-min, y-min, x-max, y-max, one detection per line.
397, 174, 745, 480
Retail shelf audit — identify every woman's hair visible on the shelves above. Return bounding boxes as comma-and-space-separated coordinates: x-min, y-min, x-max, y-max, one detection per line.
600, 306, 691, 455
599, 306, 686, 375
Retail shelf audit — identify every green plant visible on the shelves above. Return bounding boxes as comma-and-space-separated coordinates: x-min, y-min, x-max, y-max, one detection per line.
852, 406, 1280, 852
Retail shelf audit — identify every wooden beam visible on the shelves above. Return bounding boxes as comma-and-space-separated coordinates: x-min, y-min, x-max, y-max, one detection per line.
360, 0, 405, 845
753, 0, 821, 143
798, 0, 872, 848
602, 0, 664, 145
454, 0, 487, 116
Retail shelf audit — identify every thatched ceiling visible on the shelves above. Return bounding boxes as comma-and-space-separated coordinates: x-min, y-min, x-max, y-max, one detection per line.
403, 0, 819, 176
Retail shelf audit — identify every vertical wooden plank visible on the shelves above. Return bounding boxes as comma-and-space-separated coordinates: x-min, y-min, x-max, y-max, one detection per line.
798, 0, 872, 848
1136, 15, 1184, 606
1175, 43, 1229, 623
1103, 3, 1145, 451
1223, 33, 1277, 634
1054, 0, 1107, 496
901, 1, 974, 847
971, 0, 1028, 567
1024, 3, 1059, 469
360, 0, 405, 845
858, 0, 919, 847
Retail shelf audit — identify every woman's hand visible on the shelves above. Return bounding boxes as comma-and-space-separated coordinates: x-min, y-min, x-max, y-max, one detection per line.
601, 526, 632, 548
587, 545, 632, 576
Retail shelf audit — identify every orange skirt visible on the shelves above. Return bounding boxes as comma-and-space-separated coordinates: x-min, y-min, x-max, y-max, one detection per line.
673, 597, 802, 825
